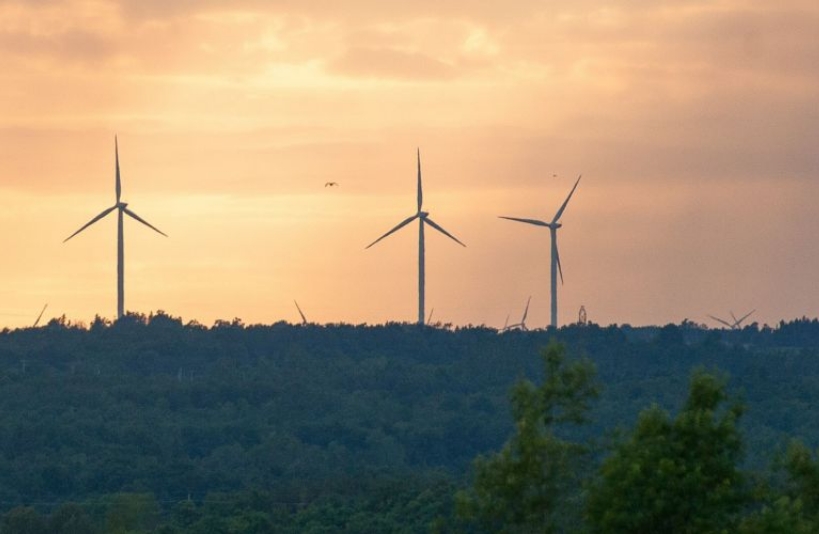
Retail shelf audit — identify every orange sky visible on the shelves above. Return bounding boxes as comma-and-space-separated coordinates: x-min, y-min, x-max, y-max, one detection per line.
1, 0, 817, 329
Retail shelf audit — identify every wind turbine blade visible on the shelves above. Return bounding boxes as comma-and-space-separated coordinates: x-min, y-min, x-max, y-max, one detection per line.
424, 217, 466, 247
552, 174, 582, 223
294, 300, 308, 325
736, 309, 755, 325
63, 205, 117, 242
498, 216, 549, 227
34, 304, 48, 327
417, 148, 423, 213
115, 135, 121, 204
729, 310, 739, 324
521, 296, 531, 323
365, 214, 418, 249
555, 240, 564, 285
123, 207, 168, 237
708, 315, 734, 328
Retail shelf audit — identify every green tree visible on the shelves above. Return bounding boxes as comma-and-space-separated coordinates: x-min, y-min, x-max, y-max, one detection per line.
736, 440, 819, 532
586, 369, 747, 533
783, 440, 819, 514
0, 506, 47, 534
456, 342, 599, 533
104, 493, 161, 534
47, 503, 99, 534
737, 496, 814, 534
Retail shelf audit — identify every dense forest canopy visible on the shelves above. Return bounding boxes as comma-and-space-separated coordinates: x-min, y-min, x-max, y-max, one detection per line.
2, 313, 819, 532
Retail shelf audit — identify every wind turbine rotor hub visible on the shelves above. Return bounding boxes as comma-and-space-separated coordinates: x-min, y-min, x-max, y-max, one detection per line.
118, 202, 128, 208
419, 211, 429, 218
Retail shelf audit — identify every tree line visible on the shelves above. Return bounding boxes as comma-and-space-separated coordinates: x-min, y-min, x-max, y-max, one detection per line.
1, 314, 819, 531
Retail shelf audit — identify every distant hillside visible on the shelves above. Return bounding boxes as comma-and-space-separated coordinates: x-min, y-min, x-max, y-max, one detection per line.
1, 314, 819, 512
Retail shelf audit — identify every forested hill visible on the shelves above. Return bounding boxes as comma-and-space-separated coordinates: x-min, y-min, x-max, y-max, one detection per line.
1, 313, 819, 520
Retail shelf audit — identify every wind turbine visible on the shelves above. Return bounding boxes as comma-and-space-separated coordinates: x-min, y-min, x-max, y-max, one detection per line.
33, 304, 48, 327
500, 175, 581, 329
64, 136, 167, 319
708, 309, 755, 330
501, 296, 531, 332
366, 149, 465, 325
294, 300, 308, 325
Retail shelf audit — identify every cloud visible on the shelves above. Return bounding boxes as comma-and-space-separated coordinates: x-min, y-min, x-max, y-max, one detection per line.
110, 0, 539, 25
0, 28, 115, 64
327, 47, 457, 80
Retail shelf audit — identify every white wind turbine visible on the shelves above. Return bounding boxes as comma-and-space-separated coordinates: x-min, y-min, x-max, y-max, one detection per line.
64, 137, 167, 319
366, 149, 465, 325
500, 175, 581, 329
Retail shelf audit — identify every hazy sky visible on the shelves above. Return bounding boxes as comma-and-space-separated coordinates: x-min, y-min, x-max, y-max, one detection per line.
1, 0, 817, 329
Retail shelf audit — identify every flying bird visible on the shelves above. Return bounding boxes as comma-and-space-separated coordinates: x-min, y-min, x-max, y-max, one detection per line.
325, 182, 339, 187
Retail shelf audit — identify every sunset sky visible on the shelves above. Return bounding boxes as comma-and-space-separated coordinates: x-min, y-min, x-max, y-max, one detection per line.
1, 0, 817, 329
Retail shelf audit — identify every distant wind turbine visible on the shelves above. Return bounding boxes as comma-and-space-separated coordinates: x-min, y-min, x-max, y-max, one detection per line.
708, 309, 755, 330
500, 175, 582, 329
294, 300, 308, 325
64, 136, 167, 319
501, 296, 531, 332
366, 149, 465, 325
33, 304, 48, 327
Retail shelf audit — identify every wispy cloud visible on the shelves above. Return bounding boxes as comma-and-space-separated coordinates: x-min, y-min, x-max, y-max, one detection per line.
0, 0, 817, 326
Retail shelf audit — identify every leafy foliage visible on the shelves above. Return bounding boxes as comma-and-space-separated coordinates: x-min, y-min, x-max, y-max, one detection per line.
0, 315, 819, 530
456, 343, 598, 532
586, 370, 747, 533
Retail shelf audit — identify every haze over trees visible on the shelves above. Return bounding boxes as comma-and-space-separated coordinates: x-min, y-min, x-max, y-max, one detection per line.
2, 314, 819, 531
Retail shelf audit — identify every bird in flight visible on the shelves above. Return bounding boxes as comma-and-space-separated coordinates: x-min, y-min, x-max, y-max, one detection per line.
325, 182, 339, 187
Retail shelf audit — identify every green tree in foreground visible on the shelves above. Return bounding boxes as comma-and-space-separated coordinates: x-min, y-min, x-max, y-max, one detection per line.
47, 503, 99, 534
735, 440, 819, 533
586, 369, 747, 534
105, 493, 161, 534
0, 506, 47, 534
456, 342, 599, 533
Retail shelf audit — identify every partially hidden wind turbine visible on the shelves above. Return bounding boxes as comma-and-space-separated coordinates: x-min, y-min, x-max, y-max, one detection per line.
501, 296, 531, 332
33, 304, 48, 328
366, 149, 465, 325
64, 137, 167, 319
708, 309, 755, 330
500, 175, 581, 329
294, 300, 308, 325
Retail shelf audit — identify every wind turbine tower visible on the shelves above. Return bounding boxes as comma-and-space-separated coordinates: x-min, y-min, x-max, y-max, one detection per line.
500, 175, 581, 329
64, 137, 167, 319
366, 149, 465, 325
